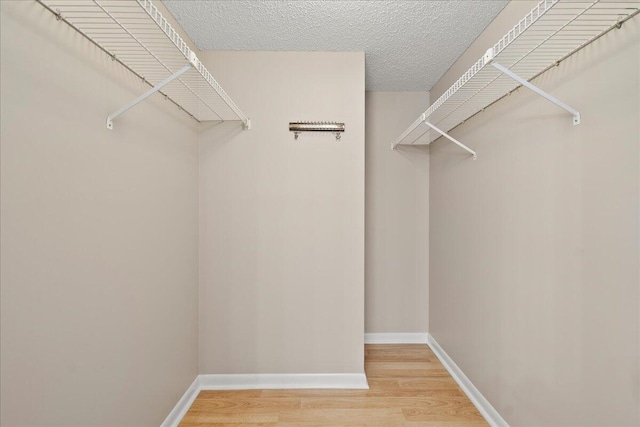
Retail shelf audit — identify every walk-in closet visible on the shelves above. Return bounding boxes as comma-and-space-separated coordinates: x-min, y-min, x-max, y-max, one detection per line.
1, 1, 639, 426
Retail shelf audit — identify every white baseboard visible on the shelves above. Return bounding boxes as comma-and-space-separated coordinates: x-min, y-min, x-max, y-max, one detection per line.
199, 373, 369, 390
161, 372, 368, 426
427, 334, 509, 427
163, 337, 507, 427
159, 376, 200, 427
364, 332, 428, 344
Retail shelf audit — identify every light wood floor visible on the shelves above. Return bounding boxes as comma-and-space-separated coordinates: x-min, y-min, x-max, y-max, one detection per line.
179, 344, 489, 426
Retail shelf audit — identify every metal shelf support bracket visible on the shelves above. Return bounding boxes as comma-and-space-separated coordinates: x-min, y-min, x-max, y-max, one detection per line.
490, 59, 581, 125
423, 121, 477, 160
106, 63, 193, 130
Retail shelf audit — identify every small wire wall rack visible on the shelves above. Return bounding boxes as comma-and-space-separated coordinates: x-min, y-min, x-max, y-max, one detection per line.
37, 0, 250, 130
392, 0, 640, 158
289, 122, 346, 141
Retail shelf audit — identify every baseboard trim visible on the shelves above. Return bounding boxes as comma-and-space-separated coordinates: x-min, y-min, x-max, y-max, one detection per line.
427, 334, 509, 427
162, 372, 368, 426
199, 373, 369, 390
364, 332, 429, 344
159, 376, 200, 427
163, 338, 508, 426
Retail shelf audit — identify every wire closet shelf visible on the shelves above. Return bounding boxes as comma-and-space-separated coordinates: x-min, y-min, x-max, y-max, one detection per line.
38, 0, 250, 130
392, 0, 640, 156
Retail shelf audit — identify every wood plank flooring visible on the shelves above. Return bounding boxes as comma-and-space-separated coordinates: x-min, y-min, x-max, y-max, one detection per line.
179, 344, 488, 426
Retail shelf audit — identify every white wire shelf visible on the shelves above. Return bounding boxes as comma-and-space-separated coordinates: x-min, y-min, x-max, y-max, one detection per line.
38, 0, 250, 130
392, 0, 640, 154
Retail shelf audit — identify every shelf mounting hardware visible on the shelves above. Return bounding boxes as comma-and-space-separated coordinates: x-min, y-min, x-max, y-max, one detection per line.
486, 49, 581, 126
107, 55, 196, 130
423, 121, 477, 160
391, 114, 476, 159
106, 64, 191, 130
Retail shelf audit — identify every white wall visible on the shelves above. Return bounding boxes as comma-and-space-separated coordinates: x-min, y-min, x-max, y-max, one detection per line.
0, 2, 199, 426
429, 2, 640, 425
365, 91, 430, 334
198, 51, 365, 374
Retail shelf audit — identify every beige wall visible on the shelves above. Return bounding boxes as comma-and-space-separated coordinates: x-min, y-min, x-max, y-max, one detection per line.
365, 91, 430, 333
0, 2, 199, 426
198, 51, 365, 374
429, 4, 640, 426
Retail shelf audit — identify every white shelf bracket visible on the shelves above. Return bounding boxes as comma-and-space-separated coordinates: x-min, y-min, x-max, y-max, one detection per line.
106, 62, 193, 130
423, 121, 477, 160
490, 60, 581, 125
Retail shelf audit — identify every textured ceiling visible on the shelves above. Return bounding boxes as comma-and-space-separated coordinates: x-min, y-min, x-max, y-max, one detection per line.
162, 0, 508, 91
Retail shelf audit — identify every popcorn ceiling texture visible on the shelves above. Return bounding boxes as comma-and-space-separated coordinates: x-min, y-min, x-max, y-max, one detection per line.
162, 0, 508, 91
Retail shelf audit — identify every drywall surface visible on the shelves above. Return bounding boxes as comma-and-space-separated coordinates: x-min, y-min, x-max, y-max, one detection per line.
198, 51, 365, 375
429, 6, 640, 426
0, 2, 199, 426
365, 92, 430, 334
